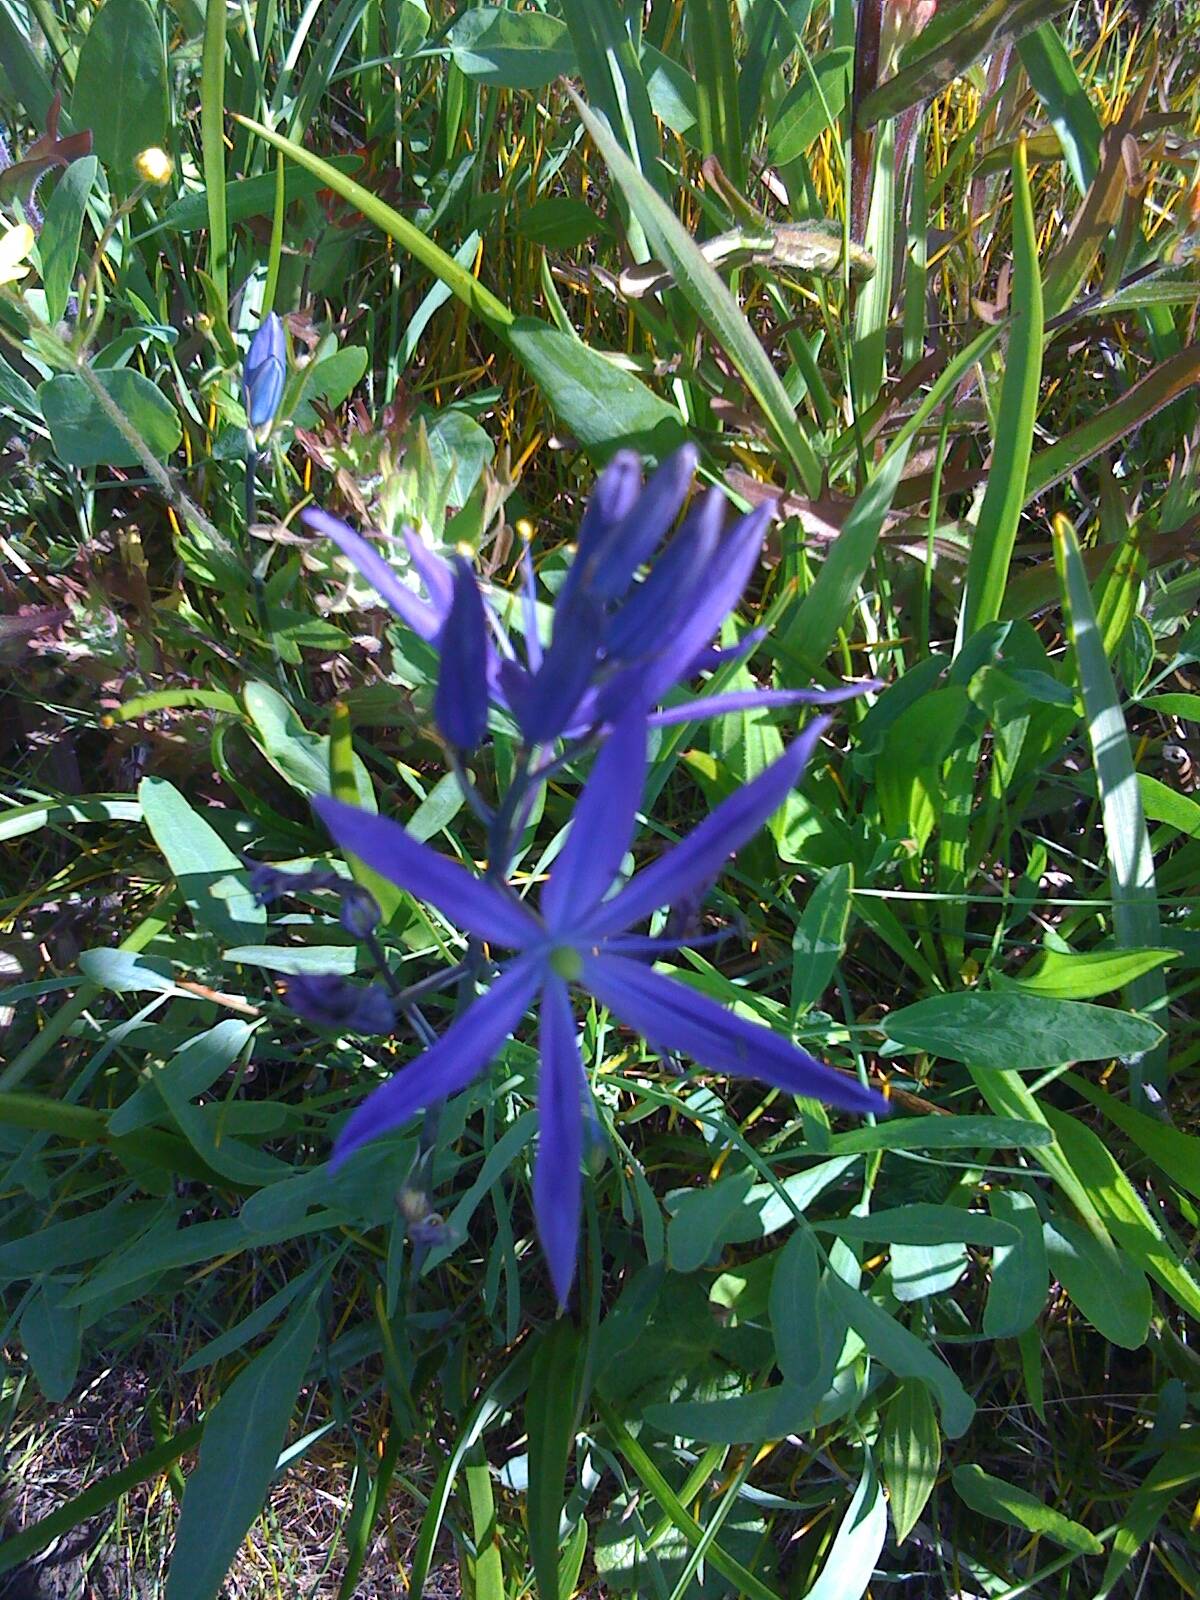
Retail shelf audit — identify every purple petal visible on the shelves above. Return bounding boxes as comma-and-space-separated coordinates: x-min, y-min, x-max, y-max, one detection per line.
519, 541, 543, 672
517, 589, 603, 745
602, 487, 725, 667
314, 794, 540, 947
283, 972, 394, 1035
534, 974, 584, 1306
404, 527, 455, 612
633, 501, 773, 710
587, 444, 699, 602
542, 713, 646, 932
685, 628, 768, 673
435, 557, 490, 750
581, 952, 886, 1114
332, 956, 543, 1166
649, 682, 881, 728
562, 451, 644, 602
585, 717, 830, 937
303, 508, 443, 640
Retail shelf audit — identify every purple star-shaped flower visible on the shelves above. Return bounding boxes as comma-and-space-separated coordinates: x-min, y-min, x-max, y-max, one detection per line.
314, 713, 886, 1305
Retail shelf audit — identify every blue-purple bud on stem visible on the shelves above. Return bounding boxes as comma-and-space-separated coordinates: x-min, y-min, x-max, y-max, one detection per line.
243, 311, 286, 430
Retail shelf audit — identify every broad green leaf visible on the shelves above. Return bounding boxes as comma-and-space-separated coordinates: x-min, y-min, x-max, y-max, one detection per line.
138, 777, 264, 946
666, 1157, 859, 1270
952, 1464, 1103, 1554
1066, 1072, 1200, 1202
802, 1454, 888, 1600
890, 1240, 969, 1302
0, 796, 141, 843
0, 1198, 167, 1278
1010, 945, 1178, 999
20, 1282, 83, 1401
885, 990, 1161, 1068
71, 0, 168, 186
824, 1273, 975, 1437
768, 49, 852, 164
880, 1380, 940, 1543
827, 1116, 1052, 1154
1138, 772, 1200, 834
165, 1301, 319, 1600
1044, 1106, 1200, 1322
769, 1226, 828, 1387
527, 1321, 585, 1600
243, 681, 370, 803
1043, 1213, 1151, 1349
77, 948, 177, 994
815, 1205, 1017, 1246
983, 1189, 1047, 1338
791, 863, 852, 1013
40, 369, 182, 467
39, 156, 97, 323
448, 7, 575, 88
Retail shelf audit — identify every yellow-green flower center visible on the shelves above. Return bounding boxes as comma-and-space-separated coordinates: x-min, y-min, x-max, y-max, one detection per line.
548, 945, 582, 981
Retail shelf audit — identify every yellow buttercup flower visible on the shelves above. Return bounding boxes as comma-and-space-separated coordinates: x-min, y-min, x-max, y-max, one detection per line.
134, 146, 173, 186
0, 221, 35, 286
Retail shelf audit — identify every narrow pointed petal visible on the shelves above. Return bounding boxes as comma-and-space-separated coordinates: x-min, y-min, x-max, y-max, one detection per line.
560, 450, 644, 607
332, 957, 543, 1166
649, 682, 881, 728
303, 508, 442, 639
518, 590, 603, 744
602, 487, 724, 665
586, 718, 830, 937
542, 713, 646, 931
588, 444, 699, 601
582, 952, 886, 1114
634, 501, 773, 710
519, 541, 543, 672
684, 627, 768, 673
403, 526, 455, 612
314, 794, 540, 947
534, 975, 584, 1306
435, 557, 490, 750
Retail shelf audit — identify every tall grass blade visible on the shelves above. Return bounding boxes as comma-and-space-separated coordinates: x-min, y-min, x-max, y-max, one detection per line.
1053, 515, 1168, 1098
200, 0, 228, 302
959, 137, 1043, 640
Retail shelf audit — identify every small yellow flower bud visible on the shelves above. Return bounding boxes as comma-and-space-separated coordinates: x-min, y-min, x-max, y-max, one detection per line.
134, 147, 173, 186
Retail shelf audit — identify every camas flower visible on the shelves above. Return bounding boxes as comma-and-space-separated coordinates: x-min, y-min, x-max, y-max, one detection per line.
302, 448, 874, 750
313, 713, 886, 1305
283, 972, 394, 1035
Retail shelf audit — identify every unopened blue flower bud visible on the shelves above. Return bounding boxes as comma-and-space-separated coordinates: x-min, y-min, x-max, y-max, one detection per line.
339, 884, 382, 939
243, 311, 286, 429
282, 972, 394, 1035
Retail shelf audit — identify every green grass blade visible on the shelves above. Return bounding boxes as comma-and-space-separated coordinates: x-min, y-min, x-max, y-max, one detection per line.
960, 136, 1043, 639
775, 441, 910, 675
200, 0, 228, 302
851, 117, 895, 408
569, 88, 823, 495
1016, 22, 1101, 194
1053, 515, 1168, 1097
687, 0, 745, 188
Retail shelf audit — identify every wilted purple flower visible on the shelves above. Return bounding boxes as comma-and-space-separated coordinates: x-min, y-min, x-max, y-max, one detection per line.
244, 311, 286, 429
339, 884, 382, 939
313, 713, 886, 1306
301, 450, 874, 748
283, 972, 394, 1035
